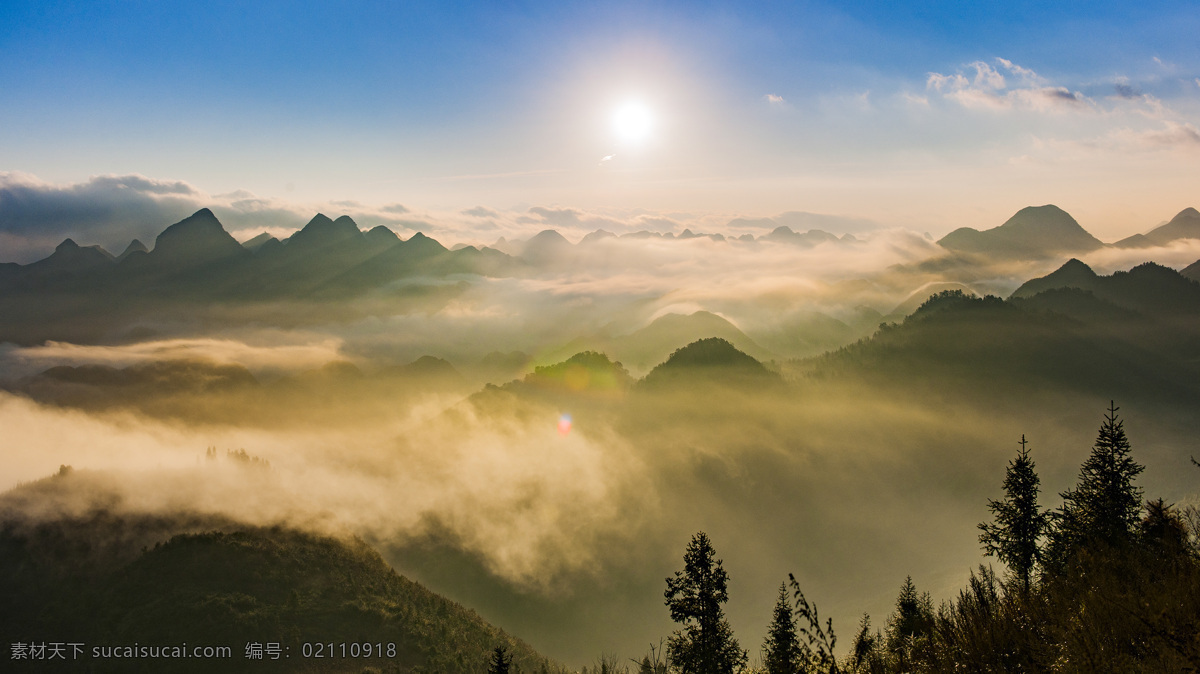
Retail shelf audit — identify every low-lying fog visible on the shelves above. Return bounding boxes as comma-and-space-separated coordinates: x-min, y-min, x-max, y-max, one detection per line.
3, 231, 1200, 666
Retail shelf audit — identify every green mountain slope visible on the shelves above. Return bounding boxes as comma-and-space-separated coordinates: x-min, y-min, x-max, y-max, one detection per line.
639, 337, 779, 389
0, 472, 565, 674
793, 288, 1200, 402
1011, 259, 1200, 316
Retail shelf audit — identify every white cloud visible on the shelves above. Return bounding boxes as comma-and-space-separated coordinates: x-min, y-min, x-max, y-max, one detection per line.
995, 57, 1041, 85
969, 61, 1006, 90
927, 58, 1092, 114
926, 72, 968, 91
764, 93, 785, 104
1113, 120, 1200, 149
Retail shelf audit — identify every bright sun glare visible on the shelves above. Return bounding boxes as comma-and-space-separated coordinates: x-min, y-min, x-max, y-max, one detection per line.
612, 101, 654, 145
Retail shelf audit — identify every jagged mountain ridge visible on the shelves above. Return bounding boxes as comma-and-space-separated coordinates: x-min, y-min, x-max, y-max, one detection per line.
0, 208, 514, 298
1010, 258, 1200, 316
795, 291, 1200, 402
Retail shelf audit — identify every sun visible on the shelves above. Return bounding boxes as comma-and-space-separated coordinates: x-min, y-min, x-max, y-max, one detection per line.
612, 100, 654, 145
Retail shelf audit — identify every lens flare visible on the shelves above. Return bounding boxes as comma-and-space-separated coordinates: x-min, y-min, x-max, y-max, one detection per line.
557, 413, 573, 436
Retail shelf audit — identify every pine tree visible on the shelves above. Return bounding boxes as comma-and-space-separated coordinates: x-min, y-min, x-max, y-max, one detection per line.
488, 645, 512, 674
848, 614, 883, 674
884, 576, 933, 671
978, 435, 1048, 592
762, 582, 801, 674
1048, 402, 1144, 564
664, 532, 748, 674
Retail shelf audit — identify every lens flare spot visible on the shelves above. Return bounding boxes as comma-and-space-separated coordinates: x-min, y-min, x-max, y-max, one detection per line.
557, 413, 573, 436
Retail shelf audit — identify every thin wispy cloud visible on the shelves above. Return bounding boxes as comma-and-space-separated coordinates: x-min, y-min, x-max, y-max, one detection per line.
462, 206, 498, 218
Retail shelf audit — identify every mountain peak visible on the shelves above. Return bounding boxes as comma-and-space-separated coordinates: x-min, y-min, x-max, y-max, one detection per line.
1010, 258, 1099, 299
287, 213, 362, 250
1056, 258, 1096, 276
151, 208, 248, 266
529, 229, 570, 244
521, 229, 574, 264
26, 237, 115, 272
116, 239, 148, 262
640, 337, 777, 388
580, 229, 616, 245
365, 225, 399, 245
1143, 207, 1200, 245
939, 205, 1102, 257
996, 205, 1093, 239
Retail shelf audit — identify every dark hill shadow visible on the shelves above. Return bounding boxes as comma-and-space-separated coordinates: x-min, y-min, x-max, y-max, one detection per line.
0, 470, 566, 674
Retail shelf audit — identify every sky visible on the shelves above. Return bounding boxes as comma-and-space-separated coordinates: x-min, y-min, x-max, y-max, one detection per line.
2, 1, 1200, 253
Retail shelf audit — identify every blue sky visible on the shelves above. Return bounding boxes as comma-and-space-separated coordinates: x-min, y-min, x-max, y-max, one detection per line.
2, 1, 1199, 255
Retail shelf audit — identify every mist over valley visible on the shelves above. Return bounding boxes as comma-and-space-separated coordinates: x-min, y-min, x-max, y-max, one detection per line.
4, 202, 1200, 668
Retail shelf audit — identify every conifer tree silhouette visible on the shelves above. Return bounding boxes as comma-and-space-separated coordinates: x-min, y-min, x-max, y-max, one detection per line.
664, 532, 747, 674
1047, 402, 1144, 566
487, 645, 512, 674
762, 582, 801, 674
978, 434, 1049, 592
885, 576, 933, 671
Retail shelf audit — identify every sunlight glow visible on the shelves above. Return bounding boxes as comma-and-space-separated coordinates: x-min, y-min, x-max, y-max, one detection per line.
612, 101, 654, 145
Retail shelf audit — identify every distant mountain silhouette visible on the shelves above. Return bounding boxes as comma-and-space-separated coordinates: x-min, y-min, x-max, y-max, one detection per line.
365, 223, 400, 246
0, 208, 522, 343
1182, 259, 1200, 283
11, 360, 259, 412
1010, 258, 1099, 296
476, 351, 533, 384
760, 226, 841, 246
579, 229, 617, 245
376, 355, 467, 390
239, 232, 275, 252
25, 238, 114, 277
115, 239, 148, 261
519, 229, 575, 266
148, 208, 251, 268
518, 351, 633, 395
611, 311, 771, 373
1115, 207, 1200, 248
888, 282, 978, 319
537, 311, 772, 375
36, 360, 256, 390
938, 205, 1104, 257
752, 308, 881, 359
286, 213, 362, 250
798, 284, 1200, 401
1011, 259, 1200, 315
640, 337, 779, 389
